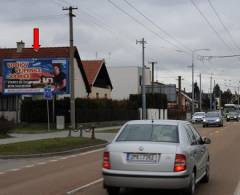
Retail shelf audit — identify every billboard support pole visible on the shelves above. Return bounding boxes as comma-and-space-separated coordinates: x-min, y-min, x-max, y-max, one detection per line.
47, 99, 50, 131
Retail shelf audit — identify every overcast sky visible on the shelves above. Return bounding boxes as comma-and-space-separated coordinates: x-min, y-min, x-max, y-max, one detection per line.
1, 0, 240, 92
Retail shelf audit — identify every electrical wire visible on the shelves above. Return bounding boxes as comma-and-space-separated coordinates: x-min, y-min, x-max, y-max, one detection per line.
122, 0, 193, 53
106, 0, 190, 54
189, 0, 234, 53
207, 0, 240, 51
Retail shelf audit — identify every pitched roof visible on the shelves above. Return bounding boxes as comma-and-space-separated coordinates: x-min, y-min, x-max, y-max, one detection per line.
81, 60, 104, 86
0, 47, 70, 59
0, 46, 91, 93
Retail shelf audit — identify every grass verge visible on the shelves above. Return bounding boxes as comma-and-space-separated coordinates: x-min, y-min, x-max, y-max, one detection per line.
0, 137, 106, 155
96, 128, 119, 133
12, 123, 67, 133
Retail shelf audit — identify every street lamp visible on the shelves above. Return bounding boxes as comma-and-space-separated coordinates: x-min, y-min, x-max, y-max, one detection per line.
191, 49, 210, 115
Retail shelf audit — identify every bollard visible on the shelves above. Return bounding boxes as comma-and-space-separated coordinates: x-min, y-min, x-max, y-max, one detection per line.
91, 126, 95, 139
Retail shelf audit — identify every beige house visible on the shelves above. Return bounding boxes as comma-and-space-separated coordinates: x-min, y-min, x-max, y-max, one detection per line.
82, 60, 113, 99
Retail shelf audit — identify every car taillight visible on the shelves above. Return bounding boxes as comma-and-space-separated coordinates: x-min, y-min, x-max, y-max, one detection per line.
174, 154, 186, 172
103, 151, 111, 169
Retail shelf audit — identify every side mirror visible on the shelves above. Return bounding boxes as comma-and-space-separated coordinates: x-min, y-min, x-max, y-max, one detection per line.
202, 137, 211, 144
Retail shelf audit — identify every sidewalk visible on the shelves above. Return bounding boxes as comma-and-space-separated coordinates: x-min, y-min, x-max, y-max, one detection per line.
0, 126, 120, 145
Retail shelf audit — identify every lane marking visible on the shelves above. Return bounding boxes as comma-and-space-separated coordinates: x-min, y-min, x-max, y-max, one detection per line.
0, 172, 5, 175
37, 162, 47, 165
49, 159, 58, 162
66, 178, 103, 194
24, 164, 35, 168
9, 168, 21, 172
215, 130, 219, 133
234, 181, 240, 195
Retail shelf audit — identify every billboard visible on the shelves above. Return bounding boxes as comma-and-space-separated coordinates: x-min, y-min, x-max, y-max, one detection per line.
3, 58, 69, 95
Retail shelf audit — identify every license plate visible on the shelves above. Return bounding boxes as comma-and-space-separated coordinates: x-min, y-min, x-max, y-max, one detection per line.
127, 153, 159, 163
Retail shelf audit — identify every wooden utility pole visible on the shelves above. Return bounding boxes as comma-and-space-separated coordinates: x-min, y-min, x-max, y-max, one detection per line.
149, 61, 157, 108
199, 73, 202, 111
137, 38, 147, 119
63, 6, 78, 136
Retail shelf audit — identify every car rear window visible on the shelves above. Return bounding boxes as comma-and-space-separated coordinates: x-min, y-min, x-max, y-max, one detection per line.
206, 112, 219, 117
116, 124, 179, 143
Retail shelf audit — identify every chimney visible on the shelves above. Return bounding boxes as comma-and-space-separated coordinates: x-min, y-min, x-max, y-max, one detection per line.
16, 40, 25, 53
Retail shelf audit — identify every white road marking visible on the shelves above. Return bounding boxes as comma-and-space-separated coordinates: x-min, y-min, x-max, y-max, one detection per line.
215, 130, 219, 133
24, 164, 35, 168
0, 172, 5, 175
37, 162, 47, 165
9, 168, 21, 172
79, 148, 104, 156
49, 159, 58, 162
66, 178, 103, 194
234, 181, 240, 195
60, 157, 68, 160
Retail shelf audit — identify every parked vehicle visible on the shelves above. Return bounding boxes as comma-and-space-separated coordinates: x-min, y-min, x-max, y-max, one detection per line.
192, 112, 205, 123
203, 112, 223, 127
226, 111, 239, 121
102, 120, 211, 195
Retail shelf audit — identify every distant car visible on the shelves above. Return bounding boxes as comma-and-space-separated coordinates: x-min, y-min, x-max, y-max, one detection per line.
226, 111, 239, 122
203, 111, 223, 127
192, 112, 205, 123
102, 120, 211, 195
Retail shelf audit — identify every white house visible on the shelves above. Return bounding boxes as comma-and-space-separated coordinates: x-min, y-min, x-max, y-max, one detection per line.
107, 66, 151, 100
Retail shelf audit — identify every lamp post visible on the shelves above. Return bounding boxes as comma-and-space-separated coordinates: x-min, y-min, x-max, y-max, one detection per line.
191, 49, 210, 115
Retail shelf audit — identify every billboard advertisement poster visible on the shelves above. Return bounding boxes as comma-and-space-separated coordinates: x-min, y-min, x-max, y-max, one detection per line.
3, 58, 69, 95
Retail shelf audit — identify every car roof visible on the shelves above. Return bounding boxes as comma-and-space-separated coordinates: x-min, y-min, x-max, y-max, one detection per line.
125, 120, 189, 126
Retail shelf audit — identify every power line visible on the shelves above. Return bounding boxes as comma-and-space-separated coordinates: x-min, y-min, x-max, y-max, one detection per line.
189, 0, 234, 52
122, 0, 192, 52
52, 0, 138, 50
207, 0, 240, 51
106, 0, 190, 53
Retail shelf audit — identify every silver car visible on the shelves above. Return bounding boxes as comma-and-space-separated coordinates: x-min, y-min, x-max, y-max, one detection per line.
192, 112, 205, 123
102, 120, 211, 195
203, 111, 223, 127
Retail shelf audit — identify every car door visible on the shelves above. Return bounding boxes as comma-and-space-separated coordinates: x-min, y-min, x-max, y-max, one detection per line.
184, 125, 202, 179
189, 125, 208, 178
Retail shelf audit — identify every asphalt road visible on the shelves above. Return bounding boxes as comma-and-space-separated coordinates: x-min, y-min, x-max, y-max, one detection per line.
0, 122, 240, 195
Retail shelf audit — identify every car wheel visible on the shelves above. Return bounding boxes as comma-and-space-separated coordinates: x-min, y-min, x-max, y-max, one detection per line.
106, 187, 120, 195
203, 125, 205, 128
201, 160, 210, 183
184, 171, 196, 195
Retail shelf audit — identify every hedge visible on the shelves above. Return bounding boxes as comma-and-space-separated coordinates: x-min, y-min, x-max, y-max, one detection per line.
21, 98, 139, 123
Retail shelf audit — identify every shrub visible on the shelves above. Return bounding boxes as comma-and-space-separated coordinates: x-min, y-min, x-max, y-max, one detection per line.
0, 116, 15, 135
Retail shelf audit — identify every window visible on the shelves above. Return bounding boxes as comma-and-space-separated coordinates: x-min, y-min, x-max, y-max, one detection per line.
185, 125, 197, 144
104, 93, 107, 99
96, 92, 99, 99
189, 125, 202, 144
117, 124, 179, 143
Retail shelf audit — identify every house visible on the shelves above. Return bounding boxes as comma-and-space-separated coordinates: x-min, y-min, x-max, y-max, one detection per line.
82, 59, 113, 99
0, 42, 91, 121
107, 66, 151, 100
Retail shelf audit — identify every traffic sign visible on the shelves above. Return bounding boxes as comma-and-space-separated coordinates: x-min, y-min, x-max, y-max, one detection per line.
44, 86, 53, 100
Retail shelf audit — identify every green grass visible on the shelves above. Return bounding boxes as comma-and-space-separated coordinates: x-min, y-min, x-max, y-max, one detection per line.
0, 137, 107, 155
96, 128, 119, 133
12, 123, 67, 133
0, 134, 12, 139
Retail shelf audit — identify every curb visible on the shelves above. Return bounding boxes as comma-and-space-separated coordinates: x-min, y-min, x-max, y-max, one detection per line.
0, 143, 108, 159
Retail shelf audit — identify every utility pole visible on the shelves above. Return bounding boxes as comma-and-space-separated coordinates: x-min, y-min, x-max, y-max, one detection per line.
199, 73, 202, 112
210, 74, 213, 111
213, 80, 216, 110
192, 51, 195, 115
63, 6, 78, 136
178, 76, 182, 119
149, 61, 157, 107
137, 38, 147, 120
